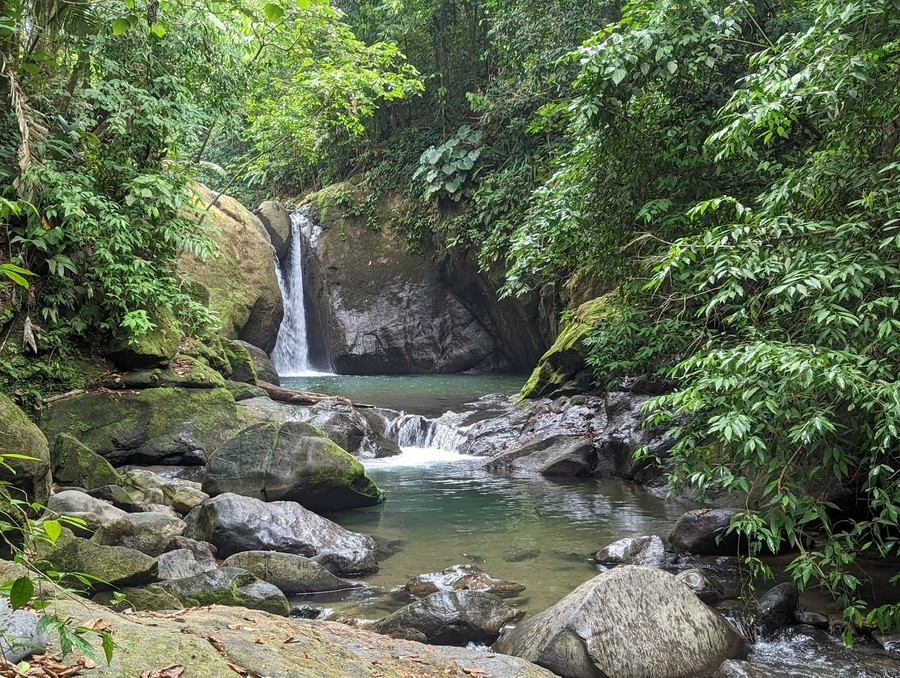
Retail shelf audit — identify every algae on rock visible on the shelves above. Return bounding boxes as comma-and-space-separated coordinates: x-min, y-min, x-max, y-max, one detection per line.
519, 293, 618, 400
39, 387, 260, 465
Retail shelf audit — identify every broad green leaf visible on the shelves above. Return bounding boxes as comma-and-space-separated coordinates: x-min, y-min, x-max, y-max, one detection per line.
111, 18, 130, 35
264, 3, 285, 22
9, 577, 34, 611
150, 24, 166, 38
43, 519, 62, 543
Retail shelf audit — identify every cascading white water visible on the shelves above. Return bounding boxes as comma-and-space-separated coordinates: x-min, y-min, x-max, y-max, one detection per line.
271, 206, 319, 376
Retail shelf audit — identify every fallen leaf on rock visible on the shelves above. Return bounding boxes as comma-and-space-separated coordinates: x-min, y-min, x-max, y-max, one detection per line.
79, 618, 111, 632
462, 669, 487, 676
139, 665, 186, 678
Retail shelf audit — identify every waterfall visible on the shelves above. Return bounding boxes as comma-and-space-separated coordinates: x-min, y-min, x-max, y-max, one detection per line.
271, 206, 319, 376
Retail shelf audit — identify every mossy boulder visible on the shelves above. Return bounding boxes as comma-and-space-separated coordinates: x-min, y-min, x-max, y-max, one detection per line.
93, 584, 183, 612
39, 387, 259, 466
224, 380, 267, 401
234, 340, 278, 386
203, 421, 385, 512
43, 537, 158, 588
519, 293, 618, 400
0, 393, 52, 508
222, 551, 361, 595
158, 566, 290, 616
107, 310, 181, 370
178, 184, 283, 352
51, 434, 121, 490
221, 340, 257, 384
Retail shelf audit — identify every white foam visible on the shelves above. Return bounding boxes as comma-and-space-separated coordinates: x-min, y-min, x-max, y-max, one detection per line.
364, 446, 480, 468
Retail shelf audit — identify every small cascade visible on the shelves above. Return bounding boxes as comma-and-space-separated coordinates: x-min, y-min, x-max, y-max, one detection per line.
387, 412, 469, 452
271, 206, 318, 376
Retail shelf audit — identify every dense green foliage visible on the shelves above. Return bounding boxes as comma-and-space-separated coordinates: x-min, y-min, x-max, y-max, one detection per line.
0, 0, 418, 398
319, 0, 900, 629
3, 0, 898, 633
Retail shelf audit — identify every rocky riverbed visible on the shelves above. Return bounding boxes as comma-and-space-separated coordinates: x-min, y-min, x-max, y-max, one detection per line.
0, 347, 897, 676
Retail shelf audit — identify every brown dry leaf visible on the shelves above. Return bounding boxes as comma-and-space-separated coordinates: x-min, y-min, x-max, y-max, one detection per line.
282, 636, 302, 644
79, 618, 111, 632
224, 660, 247, 676
139, 665, 185, 678
461, 669, 487, 676
226, 624, 258, 632
206, 635, 227, 654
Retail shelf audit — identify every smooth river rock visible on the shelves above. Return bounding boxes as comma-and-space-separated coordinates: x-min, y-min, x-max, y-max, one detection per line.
184, 493, 378, 575
373, 590, 521, 646
483, 434, 596, 476
591, 535, 667, 568
203, 421, 385, 511
494, 565, 749, 678
222, 551, 361, 594
405, 564, 526, 597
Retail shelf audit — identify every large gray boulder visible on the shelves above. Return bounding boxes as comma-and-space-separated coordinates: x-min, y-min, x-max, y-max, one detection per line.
155, 548, 217, 580
256, 201, 292, 260
158, 567, 289, 616
483, 434, 596, 476
304, 186, 506, 373
222, 551, 360, 594
0, 598, 47, 663
494, 566, 748, 678
183, 493, 378, 575
92, 512, 186, 556
372, 590, 521, 646
405, 565, 525, 598
203, 421, 385, 511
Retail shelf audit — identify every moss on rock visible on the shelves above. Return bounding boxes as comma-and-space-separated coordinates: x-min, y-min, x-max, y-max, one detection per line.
0, 392, 52, 508
51, 433, 121, 489
39, 387, 259, 466
519, 293, 618, 400
203, 421, 385, 512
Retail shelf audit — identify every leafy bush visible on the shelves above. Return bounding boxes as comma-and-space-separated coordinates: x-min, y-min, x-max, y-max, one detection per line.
413, 125, 483, 201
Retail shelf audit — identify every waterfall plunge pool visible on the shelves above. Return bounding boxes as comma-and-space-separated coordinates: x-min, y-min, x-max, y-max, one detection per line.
281, 373, 525, 416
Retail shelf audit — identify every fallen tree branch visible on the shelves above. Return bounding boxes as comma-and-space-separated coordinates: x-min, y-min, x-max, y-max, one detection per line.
257, 381, 374, 409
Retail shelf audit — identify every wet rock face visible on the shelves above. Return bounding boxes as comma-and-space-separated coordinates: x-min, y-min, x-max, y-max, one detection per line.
483, 435, 596, 476
183, 493, 378, 576
669, 508, 744, 556
676, 568, 724, 605
304, 187, 506, 374
591, 535, 667, 568
494, 566, 749, 678
203, 421, 385, 512
405, 564, 526, 597
235, 340, 280, 386
372, 590, 521, 646
752, 582, 799, 639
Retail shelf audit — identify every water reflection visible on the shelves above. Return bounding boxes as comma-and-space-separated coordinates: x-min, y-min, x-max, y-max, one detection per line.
323, 452, 695, 618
